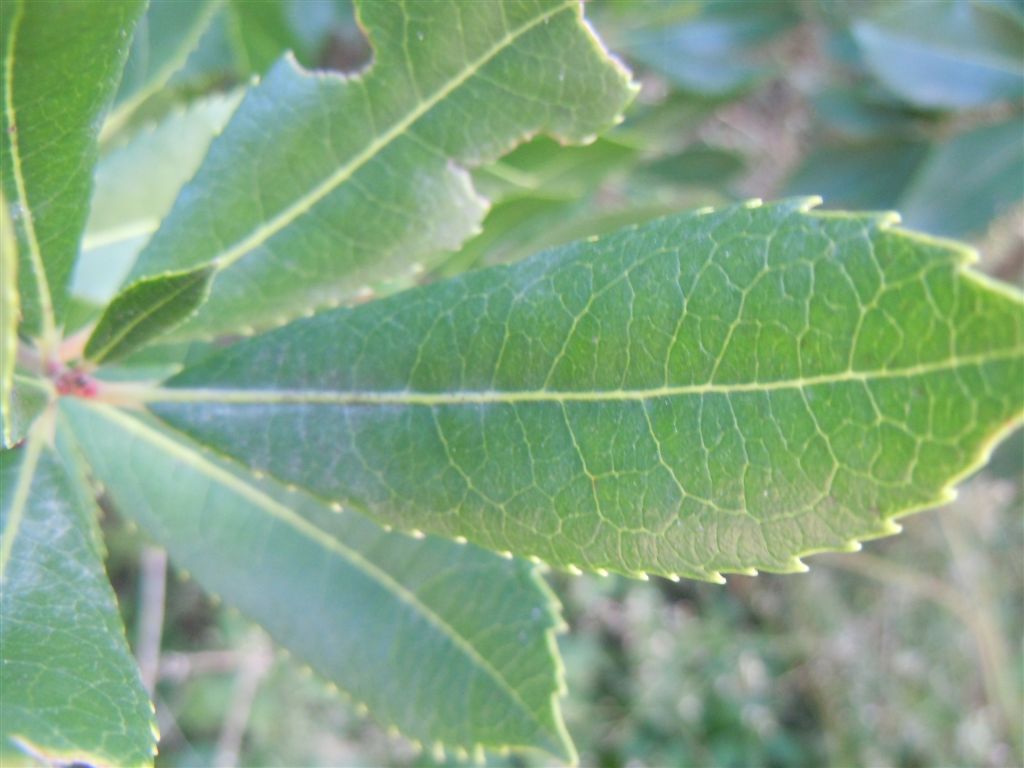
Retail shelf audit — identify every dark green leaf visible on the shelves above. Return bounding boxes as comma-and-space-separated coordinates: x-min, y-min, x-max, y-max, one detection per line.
144, 200, 1024, 580
785, 140, 931, 210
85, 267, 215, 364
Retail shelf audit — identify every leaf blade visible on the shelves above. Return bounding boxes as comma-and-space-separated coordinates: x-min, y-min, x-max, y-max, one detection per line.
119, 0, 636, 341
146, 200, 1024, 580
0, 0, 146, 343
0, 418, 156, 766
62, 400, 574, 762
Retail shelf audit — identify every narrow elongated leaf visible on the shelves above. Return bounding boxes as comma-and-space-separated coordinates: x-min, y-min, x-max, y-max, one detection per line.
102, 0, 220, 142
62, 400, 573, 762
0, 0, 145, 343
118, 0, 635, 342
86, 267, 215, 364
147, 200, 1024, 581
0, 420, 155, 766
1, 190, 17, 448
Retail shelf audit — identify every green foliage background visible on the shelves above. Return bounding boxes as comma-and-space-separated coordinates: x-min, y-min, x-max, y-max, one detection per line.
20, 0, 1024, 765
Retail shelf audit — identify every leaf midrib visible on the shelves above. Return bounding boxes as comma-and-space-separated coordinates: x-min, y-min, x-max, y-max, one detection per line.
78, 401, 556, 745
139, 348, 1023, 406
3, 0, 57, 347
194, 0, 575, 276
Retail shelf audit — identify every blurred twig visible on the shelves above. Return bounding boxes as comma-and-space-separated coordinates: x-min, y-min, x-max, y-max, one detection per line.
135, 546, 168, 695
213, 630, 273, 768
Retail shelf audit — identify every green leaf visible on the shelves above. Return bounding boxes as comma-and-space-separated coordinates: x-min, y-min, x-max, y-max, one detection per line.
851, 0, 1024, 110
101, 0, 221, 142
0, 0, 146, 346
1, 189, 17, 448
85, 267, 216, 364
0, 419, 155, 766
117, 0, 635, 342
61, 400, 574, 763
900, 118, 1024, 238
145, 200, 1024, 581
76, 90, 244, 306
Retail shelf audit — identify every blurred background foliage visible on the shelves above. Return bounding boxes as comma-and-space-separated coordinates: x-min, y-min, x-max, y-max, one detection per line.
92, 0, 1023, 765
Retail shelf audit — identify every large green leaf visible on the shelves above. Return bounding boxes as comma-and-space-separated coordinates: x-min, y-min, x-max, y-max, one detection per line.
114, 0, 635, 344
0, 0, 145, 346
0, 418, 155, 766
62, 400, 573, 763
143, 200, 1024, 581
85, 267, 216, 364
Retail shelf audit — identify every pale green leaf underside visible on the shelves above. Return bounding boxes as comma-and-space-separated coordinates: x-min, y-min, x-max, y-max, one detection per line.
120, 0, 635, 342
76, 90, 243, 305
61, 400, 573, 762
1, 0, 145, 341
0, 423, 155, 766
150, 200, 1024, 581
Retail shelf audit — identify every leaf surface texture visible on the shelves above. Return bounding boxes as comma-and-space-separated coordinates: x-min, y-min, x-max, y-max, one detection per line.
63, 401, 573, 761
150, 200, 1024, 580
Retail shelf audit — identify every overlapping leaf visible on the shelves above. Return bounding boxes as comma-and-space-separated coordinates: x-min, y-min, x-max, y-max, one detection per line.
147, 200, 1024, 581
109, 0, 635, 345
0, 422, 155, 766
0, 0, 145, 343
62, 401, 573, 762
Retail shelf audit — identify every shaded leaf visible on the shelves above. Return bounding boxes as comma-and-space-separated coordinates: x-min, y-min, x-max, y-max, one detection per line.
785, 140, 930, 210
119, 0, 636, 341
145, 200, 1024, 580
621, 1, 798, 97
0, 420, 155, 766
852, 0, 1024, 110
62, 400, 574, 763
0, 0, 145, 344
900, 118, 1024, 238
